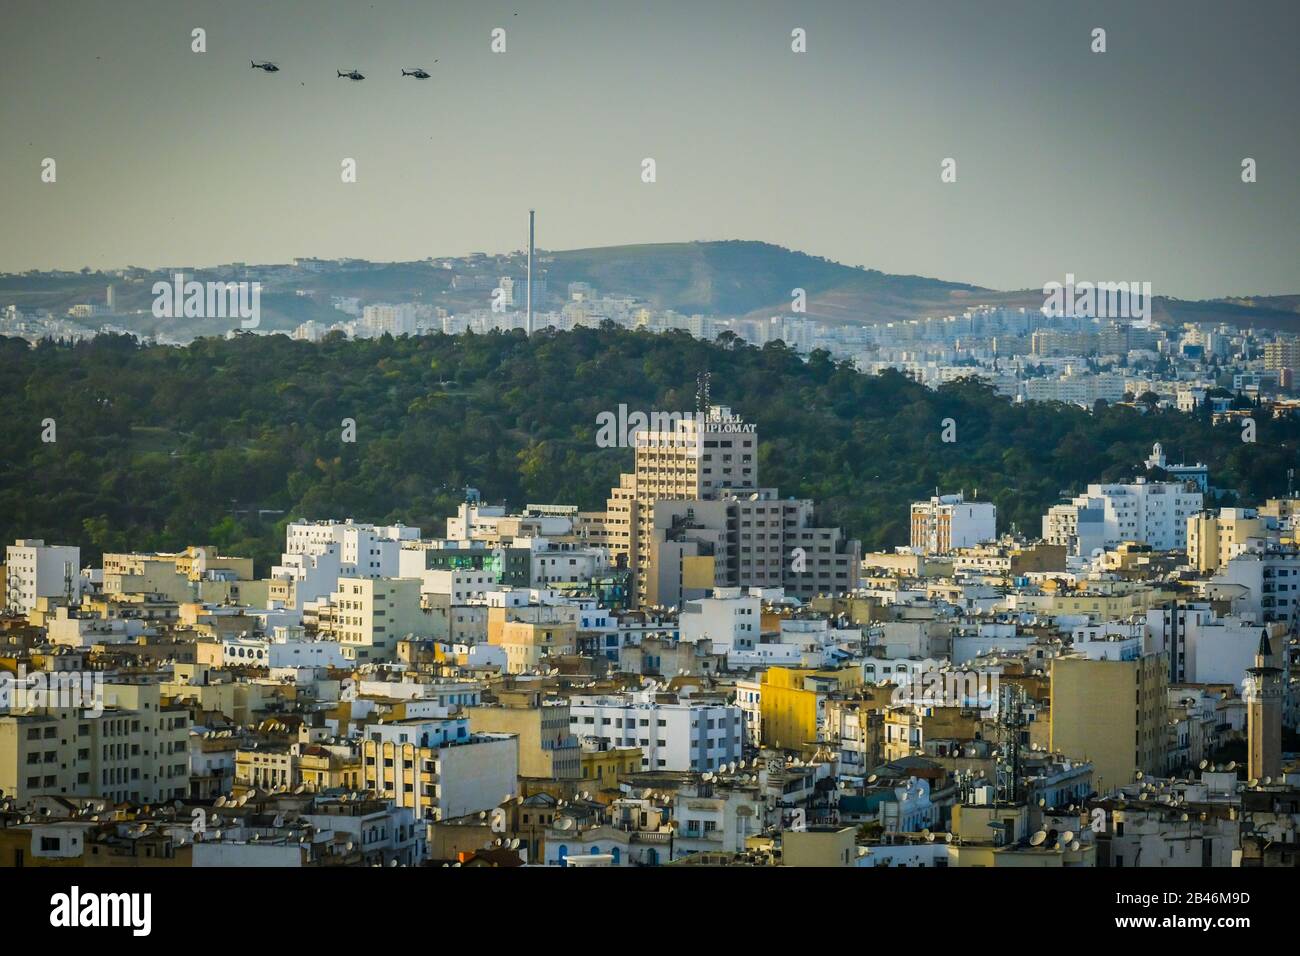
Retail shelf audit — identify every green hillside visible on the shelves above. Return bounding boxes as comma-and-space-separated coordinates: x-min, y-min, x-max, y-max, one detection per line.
1, 327, 1295, 574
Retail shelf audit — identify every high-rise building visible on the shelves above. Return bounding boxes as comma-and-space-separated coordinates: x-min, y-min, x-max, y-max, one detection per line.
604, 405, 758, 597
1263, 338, 1300, 372
602, 406, 858, 606
497, 276, 516, 307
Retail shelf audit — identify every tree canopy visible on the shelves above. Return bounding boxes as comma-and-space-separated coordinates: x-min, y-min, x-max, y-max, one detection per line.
1, 327, 1295, 573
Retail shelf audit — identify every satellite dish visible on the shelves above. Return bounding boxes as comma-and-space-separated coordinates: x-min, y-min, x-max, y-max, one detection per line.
1062, 830, 1074, 843
1198, 759, 1208, 770
1029, 830, 1046, 846
1070, 840, 1080, 851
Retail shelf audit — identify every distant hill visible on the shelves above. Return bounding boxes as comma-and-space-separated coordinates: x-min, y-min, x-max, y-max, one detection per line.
544, 241, 1300, 330
544, 240, 987, 324
3, 241, 1297, 331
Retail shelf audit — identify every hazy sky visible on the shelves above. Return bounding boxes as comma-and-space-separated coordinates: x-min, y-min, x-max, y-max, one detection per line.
1, 0, 1296, 297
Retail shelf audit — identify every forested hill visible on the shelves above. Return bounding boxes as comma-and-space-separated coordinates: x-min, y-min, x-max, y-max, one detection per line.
1, 327, 1296, 574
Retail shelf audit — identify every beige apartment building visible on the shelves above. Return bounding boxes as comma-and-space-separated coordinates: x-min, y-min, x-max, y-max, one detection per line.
486, 606, 576, 674
1187, 509, 1276, 572
466, 690, 581, 779
0, 682, 189, 805
321, 577, 430, 662
1050, 652, 1168, 795
603, 406, 858, 606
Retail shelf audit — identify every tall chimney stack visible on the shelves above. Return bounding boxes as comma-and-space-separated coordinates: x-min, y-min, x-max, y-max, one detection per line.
526, 209, 535, 335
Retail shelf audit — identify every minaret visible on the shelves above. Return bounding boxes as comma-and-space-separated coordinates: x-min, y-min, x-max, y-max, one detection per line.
525, 209, 534, 336
1247, 629, 1283, 783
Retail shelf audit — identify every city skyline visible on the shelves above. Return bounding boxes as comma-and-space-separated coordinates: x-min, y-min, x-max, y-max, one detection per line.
2, 0, 1299, 903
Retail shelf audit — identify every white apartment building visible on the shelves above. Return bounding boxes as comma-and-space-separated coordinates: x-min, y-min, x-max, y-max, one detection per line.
1145, 605, 1283, 684
727, 617, 857, 670
735, 678, 763, 747
670, 782, 766, 859
567, 692, 743, 772
361, 718, 518, 820
272, 520, 419, 606
321, 577, 431, 662
909, 494, 996, 554
360, 303, 417, 336
678, 587, 761, 655
1023, 372, 1127, 405
527, 540, 610, 587
266, 640, 350, 669
1211, 551, 1300, 625
282, 520, 418, 575
5, 540, 81, 615
446, 501, 575, 542
398, 563, 496, 604
354, 679, 482, 711
1043, 479, 1202, 555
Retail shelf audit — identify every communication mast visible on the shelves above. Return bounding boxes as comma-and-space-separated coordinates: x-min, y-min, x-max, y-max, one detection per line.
995, 681, 1028, 803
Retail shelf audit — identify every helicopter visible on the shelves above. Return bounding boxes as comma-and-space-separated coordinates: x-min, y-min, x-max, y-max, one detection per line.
401, 68, 432, 79
250, 61, 280, 72
337, 69, 365, 81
